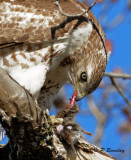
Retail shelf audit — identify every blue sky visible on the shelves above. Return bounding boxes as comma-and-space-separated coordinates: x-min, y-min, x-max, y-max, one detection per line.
1, 0, 131, 159
97, 0, 131, 72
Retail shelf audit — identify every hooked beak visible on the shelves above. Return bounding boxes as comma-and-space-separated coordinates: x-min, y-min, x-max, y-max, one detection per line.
73, 79, 87, 101
68, 90, 86, 109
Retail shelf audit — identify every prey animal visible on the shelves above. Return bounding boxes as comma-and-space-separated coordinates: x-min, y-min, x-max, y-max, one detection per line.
0, 0, 107, 110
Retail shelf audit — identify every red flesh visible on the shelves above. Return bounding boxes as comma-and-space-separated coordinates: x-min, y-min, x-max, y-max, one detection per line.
68, 91, 77, 109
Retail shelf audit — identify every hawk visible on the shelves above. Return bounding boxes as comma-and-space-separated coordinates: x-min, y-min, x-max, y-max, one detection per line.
0, 0, 107, 110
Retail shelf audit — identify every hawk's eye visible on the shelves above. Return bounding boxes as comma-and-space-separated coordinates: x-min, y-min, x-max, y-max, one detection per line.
80, 72, 87, 82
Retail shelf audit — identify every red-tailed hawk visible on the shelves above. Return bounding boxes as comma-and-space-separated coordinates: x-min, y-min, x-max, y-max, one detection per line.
0, 0, 107, 110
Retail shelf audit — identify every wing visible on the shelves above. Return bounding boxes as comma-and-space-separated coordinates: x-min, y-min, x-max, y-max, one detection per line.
0, 0, 104, 48
0, 0, 82, 45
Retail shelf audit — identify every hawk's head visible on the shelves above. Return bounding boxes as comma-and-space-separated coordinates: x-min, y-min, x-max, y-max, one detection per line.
67, 33, 107, 101
68, 54, 106, 101
60, 13, 107, 102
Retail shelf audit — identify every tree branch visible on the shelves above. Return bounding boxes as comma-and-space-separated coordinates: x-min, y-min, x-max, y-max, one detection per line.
104, 72, 131, 108
110, 77, 131, 108
104, 72, 131, 79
